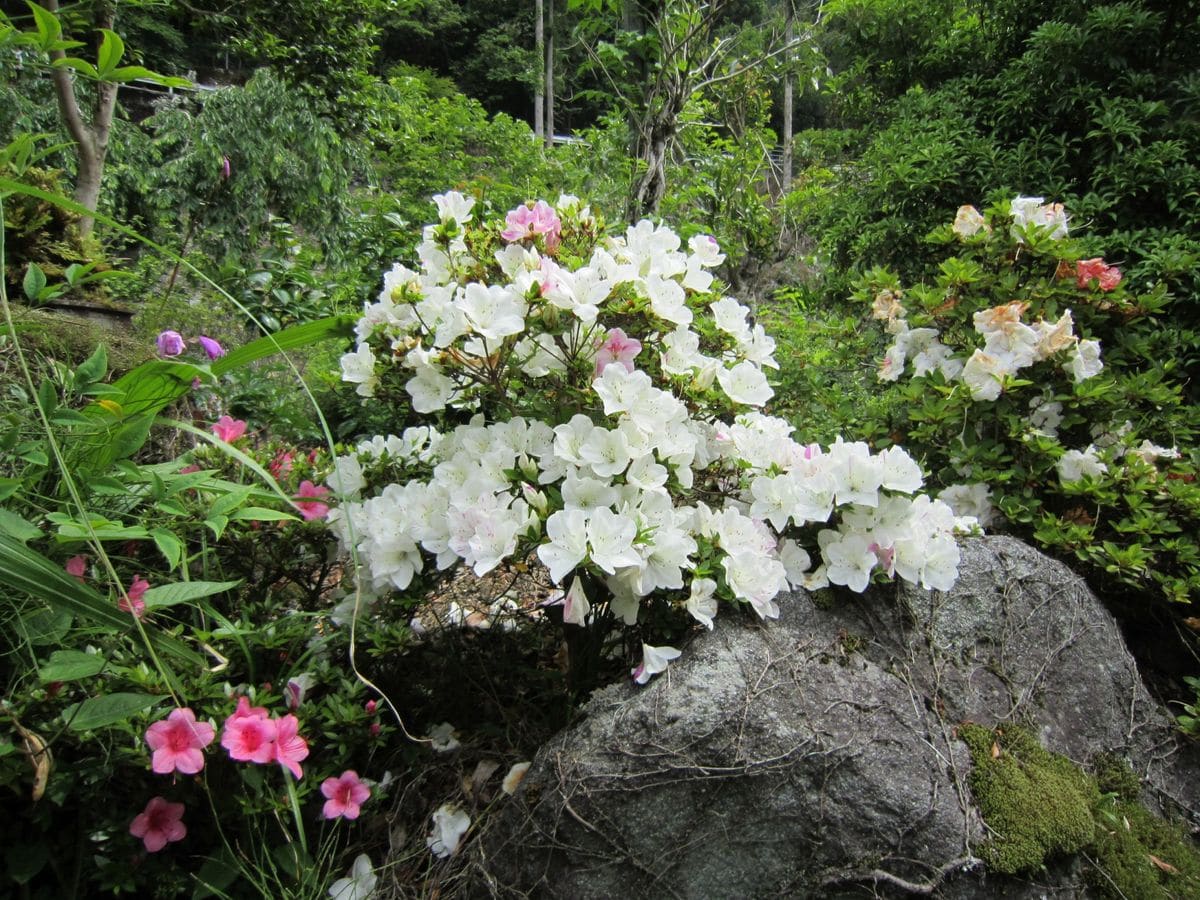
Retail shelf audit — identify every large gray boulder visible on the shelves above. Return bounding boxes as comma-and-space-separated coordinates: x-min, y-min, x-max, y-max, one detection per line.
471, 537, 1199, 898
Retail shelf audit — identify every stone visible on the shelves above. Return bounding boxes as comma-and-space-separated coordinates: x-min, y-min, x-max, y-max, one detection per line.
471, 537, 1199, 897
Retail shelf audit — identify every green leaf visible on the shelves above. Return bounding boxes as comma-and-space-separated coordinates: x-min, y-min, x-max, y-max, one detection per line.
0, 478, 19, 501
150, 528, 184, 569
229, 507, 299, 522
142, 580, 240, 609
62, 692, 164, 731
20, 607, 72, 645
39, 649, 105, 682
95, 28, 124, 77
53, 56, 99, 80
211, 315, 355, 377
192, 848, 241, 899
210, 487, 252, 519
74, 344, 108, 389
26, 1, 62, 45
0, 534, 202, 667
22, 262, 46, 302
0, 508, 42, 542
204, 515, 228, 540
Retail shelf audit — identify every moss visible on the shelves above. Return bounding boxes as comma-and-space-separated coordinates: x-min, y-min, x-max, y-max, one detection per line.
961, 724, 1200, 898
959, 723, 1096, 875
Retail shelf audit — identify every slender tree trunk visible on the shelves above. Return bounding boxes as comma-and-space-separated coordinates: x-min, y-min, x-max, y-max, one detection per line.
782, 12, 794, 193
41, 0, 117, 239
534, 0, 545, 140
544, 0, 555, 147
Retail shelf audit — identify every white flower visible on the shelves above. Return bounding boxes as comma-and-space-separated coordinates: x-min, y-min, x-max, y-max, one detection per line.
327, 455, 366, 498
502, 762, 531, 795
586, 508, 642, 574
937, 483, 995, 527
1058, 446, 1108, 483
406, 364, 455, 413
688, 233, 725, 266
710, 296, 752, 342
537, 509, 589, 583
826, 438, 884, 507
428, 722, 461, 752
819, 530, 876, 593
340, 344, 378, 397
459, 283, 526, 342
878, 445, 924, 493
427, 804, 471, 858
1127, 440, 1180, 466
952, 205, 986, 238
632, 643, 681, 684
686, 577, 718, 629
579, 426, 633, 477
716, 361, 773, 407
1010, 196, 1068, 239
562, 576, 590, 626
722, 551, 787, 618
778, 539, 813, 589
433, 190, 475, 226
1066, 339, 1103, 382
592, 364, 653, 416
961, 349, 1007, 401
329, 854, 377, 900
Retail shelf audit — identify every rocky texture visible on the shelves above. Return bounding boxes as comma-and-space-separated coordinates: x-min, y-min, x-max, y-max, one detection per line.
471, 537, 1199, 898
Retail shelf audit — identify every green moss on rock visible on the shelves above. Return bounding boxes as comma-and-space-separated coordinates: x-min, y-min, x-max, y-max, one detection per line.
961, 724, 1200, 897
959, 723, 1096, 875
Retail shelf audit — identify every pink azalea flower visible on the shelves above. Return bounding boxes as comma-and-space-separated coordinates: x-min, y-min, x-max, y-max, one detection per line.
269, 450, 295, 479
119, 575, 149, 619
1075, 258, 1122, 291
65, 555, 87, 582
221, 710, 278, 764
272, 714, 309, 779
156, 330, 186, 357
321, 770, 371, 820
129, 796, 186, 852
294, 480, 331, 521
500, 201, 562, 251
593, 327, 643, 376
197, 335, 226, 360
228, 695, 270, 721
211, 415, 247, 443
145, 708, 215, 775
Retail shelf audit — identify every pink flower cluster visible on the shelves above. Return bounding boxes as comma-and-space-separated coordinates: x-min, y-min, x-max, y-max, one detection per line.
1075, 258, 1122, 291
500, 200, 561, 251
219, 696, 310, 778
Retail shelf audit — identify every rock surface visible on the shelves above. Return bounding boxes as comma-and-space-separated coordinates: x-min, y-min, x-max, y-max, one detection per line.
471, 537, 1199, 897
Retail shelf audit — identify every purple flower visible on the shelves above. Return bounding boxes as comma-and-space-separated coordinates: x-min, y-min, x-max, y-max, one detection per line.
156, 330, 186, 357
220, 156, 231, 180
198, 336, 226, 360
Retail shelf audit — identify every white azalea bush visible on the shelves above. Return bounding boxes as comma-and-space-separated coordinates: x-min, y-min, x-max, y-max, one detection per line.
327, 192, 973, 681
858, 196, 1200, 605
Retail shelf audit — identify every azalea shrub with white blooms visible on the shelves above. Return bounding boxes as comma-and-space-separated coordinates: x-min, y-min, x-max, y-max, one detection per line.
328, 192, 973, 682
858, 196, 1200, 605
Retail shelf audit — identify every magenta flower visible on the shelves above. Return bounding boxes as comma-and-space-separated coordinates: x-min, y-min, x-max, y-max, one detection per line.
197, 335, 226, 360
273, 714, 310, 778
211, 415, 247, 443
145, 708, 215, 775
221, 710, 278, 764
156, 330, 186, 357
294, 480, 331, 521
129, 796, 186, 852
593, 327, 643, 376
120, 575, 149, 619
500, 201, 561, 251
321, 770, 371, 820
65, 555, 87, 582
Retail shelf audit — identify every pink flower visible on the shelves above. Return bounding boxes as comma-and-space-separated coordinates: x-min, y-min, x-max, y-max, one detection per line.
500, 201, 561, 251
593, 327, 643, 376
179, 464, 201, 475
229, 695, 270, 721
156, 330, 186, 357
1076, 258, 1122, 291
321, 770, 371, 820
129, 796, 186, 852
145, 708, 215, 775
120, 575, 149, 619
365, 700, 377, 715
273, 714, 309, 779
294, 480, 331, 521
65, 555, 87, 582
269, 450, 295, 479
197, 335, 226, 360
211, 415, 247, 443
221, 710, 278, 764
220, 156, 231, 180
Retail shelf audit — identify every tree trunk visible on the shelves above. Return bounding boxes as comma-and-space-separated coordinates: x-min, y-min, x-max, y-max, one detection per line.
41, 0, 118, 239
782, 12, 794, 193
534, 0, 544, 140
544, 0, 555, 147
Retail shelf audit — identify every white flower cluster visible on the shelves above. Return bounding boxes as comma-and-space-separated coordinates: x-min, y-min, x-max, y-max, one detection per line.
877, 293, 1102, 400
330, 194, 969, 636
